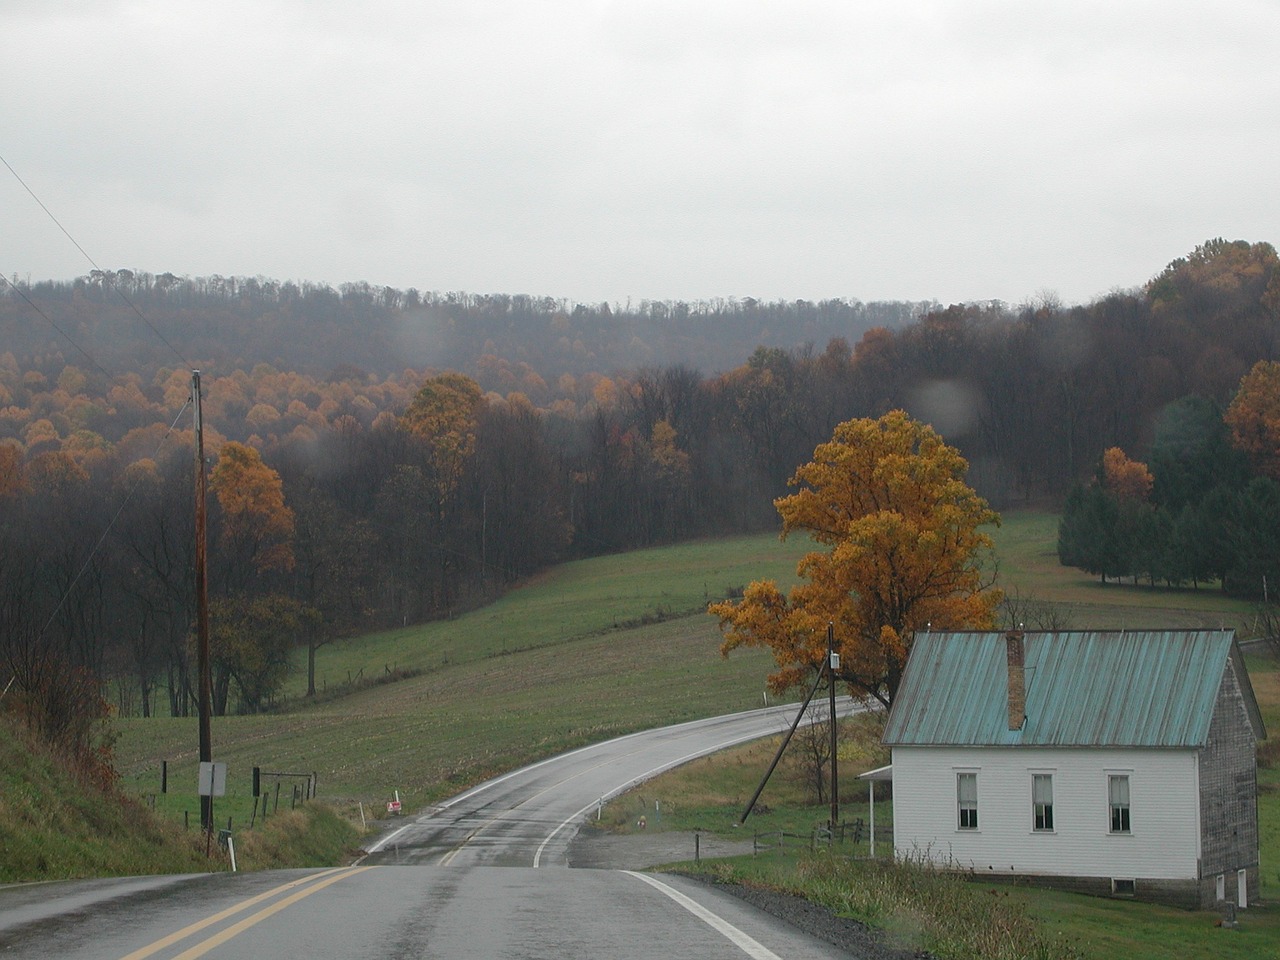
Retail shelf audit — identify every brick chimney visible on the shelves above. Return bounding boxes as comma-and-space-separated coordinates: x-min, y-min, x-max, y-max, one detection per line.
1006, 630, 1026, 731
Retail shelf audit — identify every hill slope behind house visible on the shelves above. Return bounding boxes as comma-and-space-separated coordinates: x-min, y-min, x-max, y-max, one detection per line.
109, 513, 1258, 839
0, 715, 213, 882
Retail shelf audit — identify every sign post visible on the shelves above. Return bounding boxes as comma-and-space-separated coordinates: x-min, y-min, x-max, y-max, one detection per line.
198, 762, 227, 852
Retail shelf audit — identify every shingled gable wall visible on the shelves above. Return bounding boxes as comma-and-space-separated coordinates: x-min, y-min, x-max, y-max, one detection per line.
1196, 656, 1261, 908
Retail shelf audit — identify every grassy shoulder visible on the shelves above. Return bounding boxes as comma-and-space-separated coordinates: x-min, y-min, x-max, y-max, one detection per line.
0, 715, 212, 882
685, 855, 1280, 960
0, 712, 363, 883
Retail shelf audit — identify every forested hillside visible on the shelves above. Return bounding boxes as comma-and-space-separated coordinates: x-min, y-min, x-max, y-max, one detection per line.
1, 239, 1278, 739
2, 272, 925, 380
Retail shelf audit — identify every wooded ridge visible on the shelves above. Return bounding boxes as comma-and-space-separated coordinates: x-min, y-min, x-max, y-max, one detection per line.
1, 238, 1277, 734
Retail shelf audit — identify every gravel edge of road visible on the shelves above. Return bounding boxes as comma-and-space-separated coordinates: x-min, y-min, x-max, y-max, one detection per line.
676, 872, 931, 960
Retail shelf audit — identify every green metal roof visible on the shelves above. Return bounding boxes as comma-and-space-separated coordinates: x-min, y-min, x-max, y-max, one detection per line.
882, 629, 1261, 748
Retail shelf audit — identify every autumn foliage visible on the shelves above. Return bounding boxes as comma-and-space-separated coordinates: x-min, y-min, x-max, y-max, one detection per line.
1101, 447, 1153, 501
2, 238, 1279, 723
709, 411, 1002, 708
1225, 360, 1280, 480
211, 441, 296, 576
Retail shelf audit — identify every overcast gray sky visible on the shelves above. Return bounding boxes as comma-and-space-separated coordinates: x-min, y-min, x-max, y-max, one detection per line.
3, 0, 1277, 309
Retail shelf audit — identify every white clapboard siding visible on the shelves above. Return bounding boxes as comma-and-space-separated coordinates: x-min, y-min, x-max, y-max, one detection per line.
891, 746, 1200, 880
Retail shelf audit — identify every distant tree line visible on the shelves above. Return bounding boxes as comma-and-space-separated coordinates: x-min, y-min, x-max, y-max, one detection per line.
1, 270, 924, 381
1, 238, 1278, 728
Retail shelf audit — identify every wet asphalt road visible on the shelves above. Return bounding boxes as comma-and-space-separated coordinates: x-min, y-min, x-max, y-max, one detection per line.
360, 700, 857, 869
0, 700, 860, 959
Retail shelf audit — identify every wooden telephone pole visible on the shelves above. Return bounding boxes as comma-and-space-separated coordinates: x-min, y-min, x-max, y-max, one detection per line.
193, 371, 213, 831
828, 622, 839, 830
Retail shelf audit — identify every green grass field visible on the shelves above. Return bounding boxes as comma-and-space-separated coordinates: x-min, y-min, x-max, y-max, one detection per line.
113, 532, 813, 824
279, 531, 814, 703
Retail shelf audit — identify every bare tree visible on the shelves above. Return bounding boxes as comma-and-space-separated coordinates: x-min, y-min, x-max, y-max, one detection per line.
999, 586, 1074, 632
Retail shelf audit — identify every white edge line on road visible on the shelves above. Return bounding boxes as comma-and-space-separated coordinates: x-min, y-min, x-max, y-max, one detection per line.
363, 822, 413, 855
623, 871, 783, 960
531, 699, 865, 868
438, 699, 851, 811
360, 703, 823, 854
364, 697, 863, 860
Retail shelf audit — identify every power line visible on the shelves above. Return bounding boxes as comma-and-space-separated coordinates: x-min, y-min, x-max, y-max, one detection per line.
0, 272, 114, 381
0, 154, 205, 649
1, 152, 192, 370
33, 400, 193, 644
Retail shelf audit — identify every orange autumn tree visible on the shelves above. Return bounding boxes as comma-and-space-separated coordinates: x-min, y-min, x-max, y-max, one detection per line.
208, 442, 297, 713
709, 410, 1002, 708
1224, 359, 1280, 480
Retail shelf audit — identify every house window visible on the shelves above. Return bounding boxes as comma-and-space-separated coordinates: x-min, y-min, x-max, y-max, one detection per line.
1032, 774, 1054, 831
957, 772, 978, 830
1109, 775, 1131, 833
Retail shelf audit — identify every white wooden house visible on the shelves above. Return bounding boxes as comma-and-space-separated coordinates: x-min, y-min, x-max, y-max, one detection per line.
880, 629, 1266, 909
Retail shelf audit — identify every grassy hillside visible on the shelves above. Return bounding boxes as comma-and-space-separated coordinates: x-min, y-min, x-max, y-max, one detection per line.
110, 532, 812, 829
276, 532, 814, 703
0, 712, 370, 881
0, 715, 213, 882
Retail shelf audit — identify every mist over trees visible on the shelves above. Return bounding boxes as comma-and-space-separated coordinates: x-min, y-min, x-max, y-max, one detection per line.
2, 238, 1278, 723
1, 271, 926, 381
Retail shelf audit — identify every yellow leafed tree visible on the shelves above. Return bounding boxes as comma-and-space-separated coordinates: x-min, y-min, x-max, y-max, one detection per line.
709, 410, 1002, 708
400, 372, 485, 504
1100, 447, 1153, 501
210, 441, 295, 575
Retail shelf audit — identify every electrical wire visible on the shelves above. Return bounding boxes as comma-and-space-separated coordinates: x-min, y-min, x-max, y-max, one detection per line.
0, 272, 115, 381
0, 152, 201, 647
1, 151, 193, 370
34, 399, 193, 644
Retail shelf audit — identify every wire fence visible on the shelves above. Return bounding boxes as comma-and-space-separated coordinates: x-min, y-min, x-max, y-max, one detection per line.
745, 818, 896, 857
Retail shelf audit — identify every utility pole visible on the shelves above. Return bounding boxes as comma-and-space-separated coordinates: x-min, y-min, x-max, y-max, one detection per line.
828, 622, 839, 830
193, 371, 213, 831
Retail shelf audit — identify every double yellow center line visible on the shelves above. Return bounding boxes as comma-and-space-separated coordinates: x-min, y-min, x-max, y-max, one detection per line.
118, 866, 374, 960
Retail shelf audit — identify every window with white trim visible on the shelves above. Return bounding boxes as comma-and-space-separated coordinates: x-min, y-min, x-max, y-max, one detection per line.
1032, 774, 1054, 831
957, 772, 978, 830
1108, 774, 1131, 833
